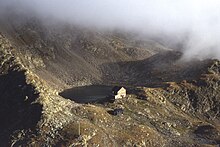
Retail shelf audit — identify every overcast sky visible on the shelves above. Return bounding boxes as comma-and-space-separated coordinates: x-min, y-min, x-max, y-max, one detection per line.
1, 0, 220, 60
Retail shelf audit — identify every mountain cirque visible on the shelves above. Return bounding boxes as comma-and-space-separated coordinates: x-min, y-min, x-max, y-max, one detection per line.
0, 16, 220, 146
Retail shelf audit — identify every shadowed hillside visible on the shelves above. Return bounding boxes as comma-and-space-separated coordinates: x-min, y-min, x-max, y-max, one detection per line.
0, 36, 42, 145
101, 51, 214, 86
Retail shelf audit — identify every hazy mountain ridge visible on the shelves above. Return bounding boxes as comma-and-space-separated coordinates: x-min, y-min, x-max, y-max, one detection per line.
0, 15, 169, 89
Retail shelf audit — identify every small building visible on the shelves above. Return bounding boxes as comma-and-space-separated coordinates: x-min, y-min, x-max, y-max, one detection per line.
112, 86, 126, 99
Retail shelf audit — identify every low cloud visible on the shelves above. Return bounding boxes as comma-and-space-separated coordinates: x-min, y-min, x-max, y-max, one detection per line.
1, 0, 220, 60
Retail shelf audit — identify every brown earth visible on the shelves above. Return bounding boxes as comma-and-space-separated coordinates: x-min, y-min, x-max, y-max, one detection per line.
0, 13, 220, 146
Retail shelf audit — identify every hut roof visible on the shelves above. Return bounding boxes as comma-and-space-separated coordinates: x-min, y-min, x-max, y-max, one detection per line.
112, 86, 124, 92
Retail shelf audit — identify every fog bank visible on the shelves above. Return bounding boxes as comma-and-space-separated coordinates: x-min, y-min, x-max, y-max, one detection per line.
1, 0, 220, 60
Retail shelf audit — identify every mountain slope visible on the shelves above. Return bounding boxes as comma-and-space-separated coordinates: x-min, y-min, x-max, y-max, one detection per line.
0, 14, 220, 146
0, 14, 169, 90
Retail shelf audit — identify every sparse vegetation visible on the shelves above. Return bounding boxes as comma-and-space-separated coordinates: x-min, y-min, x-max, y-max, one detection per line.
0, 16, 220, 146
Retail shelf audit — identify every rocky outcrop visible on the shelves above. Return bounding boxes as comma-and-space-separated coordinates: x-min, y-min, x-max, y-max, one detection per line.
164, 60, 220, 121
0, 34, 42, 145
0, 34, 78, 146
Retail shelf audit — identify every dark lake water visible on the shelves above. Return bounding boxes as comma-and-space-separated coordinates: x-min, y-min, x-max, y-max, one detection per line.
59, 85, 114, 103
